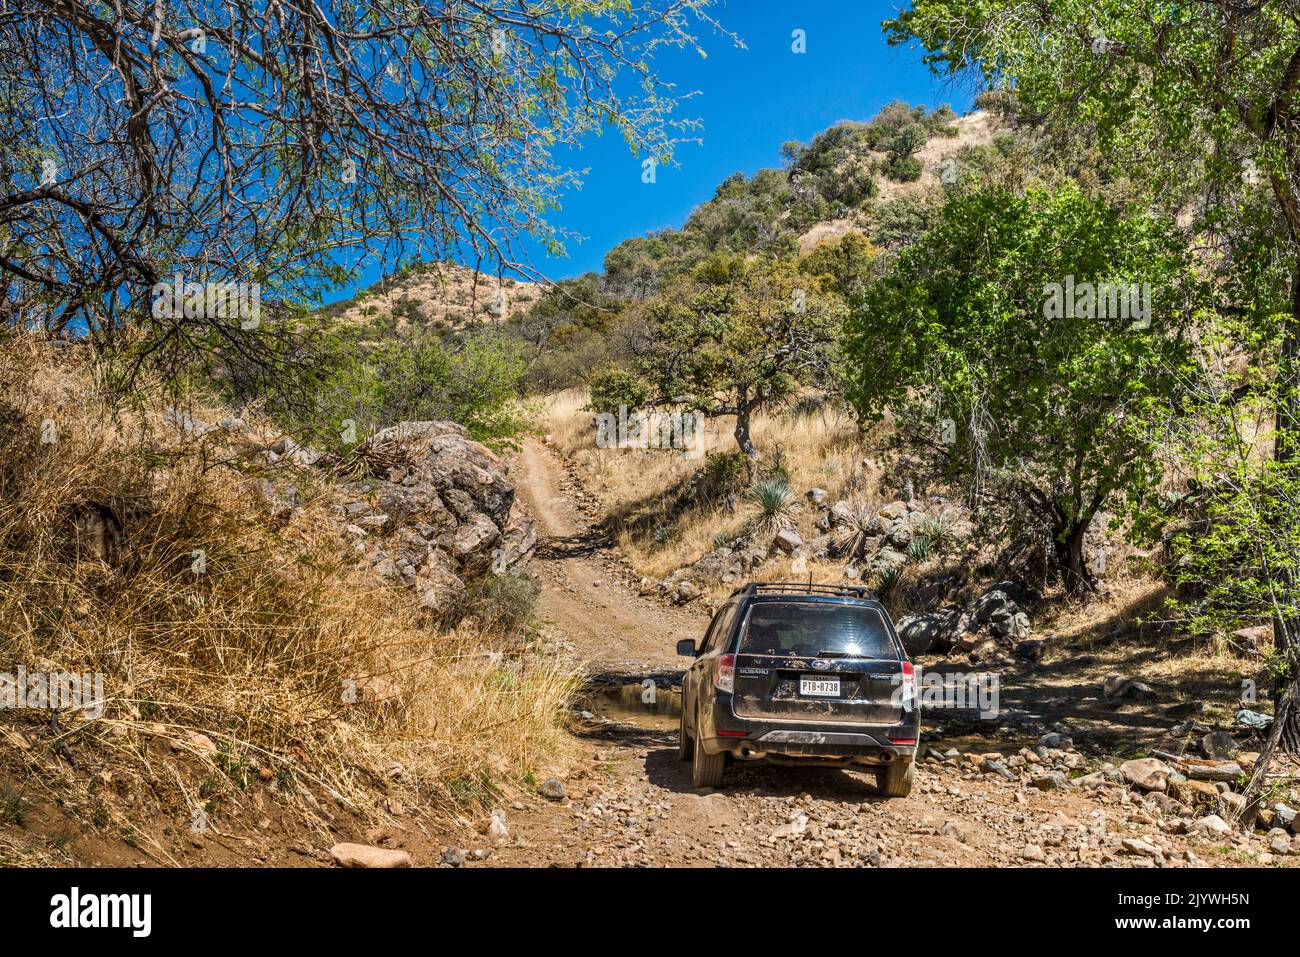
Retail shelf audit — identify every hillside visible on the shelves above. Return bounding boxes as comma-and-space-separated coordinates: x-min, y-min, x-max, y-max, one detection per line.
323, 260, 545, 335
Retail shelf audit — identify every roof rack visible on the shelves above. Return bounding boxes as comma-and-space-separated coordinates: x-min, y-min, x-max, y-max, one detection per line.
729, 582, 877, 601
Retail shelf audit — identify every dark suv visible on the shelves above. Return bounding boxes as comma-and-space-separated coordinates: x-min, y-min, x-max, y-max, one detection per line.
677, 582, 918, 797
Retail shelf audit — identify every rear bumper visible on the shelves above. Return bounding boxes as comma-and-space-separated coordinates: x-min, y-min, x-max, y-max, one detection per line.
700, 703, 918, 764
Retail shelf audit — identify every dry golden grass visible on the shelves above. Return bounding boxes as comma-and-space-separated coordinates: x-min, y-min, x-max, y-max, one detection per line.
541, 389, 896, 594
0, 334, 578, 847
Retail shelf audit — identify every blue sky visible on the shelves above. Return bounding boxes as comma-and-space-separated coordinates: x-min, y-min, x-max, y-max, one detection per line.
336, 0, 973, 299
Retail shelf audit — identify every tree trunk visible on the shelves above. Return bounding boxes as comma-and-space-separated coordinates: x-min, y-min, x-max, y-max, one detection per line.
1272, 261, 1300, 753
733, 405, 757, 460
1052, 520, 1093, 597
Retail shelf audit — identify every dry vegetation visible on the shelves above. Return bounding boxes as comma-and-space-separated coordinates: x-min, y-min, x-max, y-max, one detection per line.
0, 336, 577, 864
545, 389, 903, 592
326, 261, 544, 334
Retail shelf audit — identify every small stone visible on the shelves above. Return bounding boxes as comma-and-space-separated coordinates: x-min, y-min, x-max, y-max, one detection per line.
1185, 760, 1244, 782
441, 846, 467, 867
1121, 838, 1163, 860
773, 528, 804, 554
1200, 729, 1238, 759
1104, 676, 1155, 700
539, 778, 566, 801
171, 731, 219, 756
1218, 792, 1257, 830
329, 843, 412, 868
1191, 814, 1231, 836
1031, 771, 1071, 791
981, 759, 1016, 781
1021, 844, 1045, 862
486, 809, 509, 844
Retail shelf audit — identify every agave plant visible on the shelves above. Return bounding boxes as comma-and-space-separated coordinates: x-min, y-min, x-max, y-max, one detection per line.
831, 498, 879, 560
907, 535, 934, 564
744, 477, 797, 538
874, 563, 904, 596
911, 512, 954, 551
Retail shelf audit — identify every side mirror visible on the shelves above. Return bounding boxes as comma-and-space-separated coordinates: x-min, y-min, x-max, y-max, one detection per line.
676, 639, 697, 657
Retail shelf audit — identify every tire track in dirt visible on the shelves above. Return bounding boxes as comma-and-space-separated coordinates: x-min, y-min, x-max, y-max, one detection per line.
515, 437, 703, 674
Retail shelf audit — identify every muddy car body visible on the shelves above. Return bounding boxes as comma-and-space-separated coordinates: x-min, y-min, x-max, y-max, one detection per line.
677, 582, 919, 796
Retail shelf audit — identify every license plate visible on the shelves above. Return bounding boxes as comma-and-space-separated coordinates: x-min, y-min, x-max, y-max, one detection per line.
799, 676, 840, 697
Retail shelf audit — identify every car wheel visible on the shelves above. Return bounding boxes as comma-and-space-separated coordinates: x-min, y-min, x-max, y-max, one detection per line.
691, 723, 726, 788
876, 758, 914, 798
677, 698, 692, 761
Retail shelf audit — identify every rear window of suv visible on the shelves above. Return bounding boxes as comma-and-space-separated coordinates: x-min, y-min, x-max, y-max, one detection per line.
738, 601, 897, 660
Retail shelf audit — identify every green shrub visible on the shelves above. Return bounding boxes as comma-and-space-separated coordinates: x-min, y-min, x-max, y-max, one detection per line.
686, 451, 749, 507
885, 154, 923, 182
456, 573, 539, 638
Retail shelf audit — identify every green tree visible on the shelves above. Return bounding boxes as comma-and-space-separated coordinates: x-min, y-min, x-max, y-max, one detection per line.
623, 253, 845, 461
886, 0, 1300, 755
844, 184, 1199, 594
306, 328, 529, 451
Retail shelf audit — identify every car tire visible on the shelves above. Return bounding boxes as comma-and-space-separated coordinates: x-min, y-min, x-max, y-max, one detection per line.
692, 725, 726, 788
877, 758, 914, 798
678, 698, 692, 761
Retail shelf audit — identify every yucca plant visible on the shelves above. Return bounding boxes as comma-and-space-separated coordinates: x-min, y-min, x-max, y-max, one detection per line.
745, 477, 797, 538
907, 535, 934, 564
831, 498, 879, 560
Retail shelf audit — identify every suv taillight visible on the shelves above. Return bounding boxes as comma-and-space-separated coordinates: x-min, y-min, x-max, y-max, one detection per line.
900, 660, 918, 709
715, 654, 736, 693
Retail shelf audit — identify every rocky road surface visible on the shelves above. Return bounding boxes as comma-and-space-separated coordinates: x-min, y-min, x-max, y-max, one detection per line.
476, 439, 1282, 868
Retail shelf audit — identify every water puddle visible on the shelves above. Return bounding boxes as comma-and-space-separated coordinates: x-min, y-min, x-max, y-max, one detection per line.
576, 678, 682, 731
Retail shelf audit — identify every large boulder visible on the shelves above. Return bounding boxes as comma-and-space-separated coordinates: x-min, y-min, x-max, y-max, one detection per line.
895, 612, 953, 656
773, 527, 803, 554
327, 421, 535, 613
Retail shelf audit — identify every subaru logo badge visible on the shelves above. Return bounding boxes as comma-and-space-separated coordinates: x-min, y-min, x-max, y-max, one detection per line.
810, 659, 831, 671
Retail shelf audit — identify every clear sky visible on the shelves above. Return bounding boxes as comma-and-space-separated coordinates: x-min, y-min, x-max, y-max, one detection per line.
335, 0, 973, 299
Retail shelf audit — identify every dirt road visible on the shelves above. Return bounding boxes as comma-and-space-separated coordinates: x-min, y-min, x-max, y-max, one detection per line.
490, 439, 1245, 868
514, 436, 703, 674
